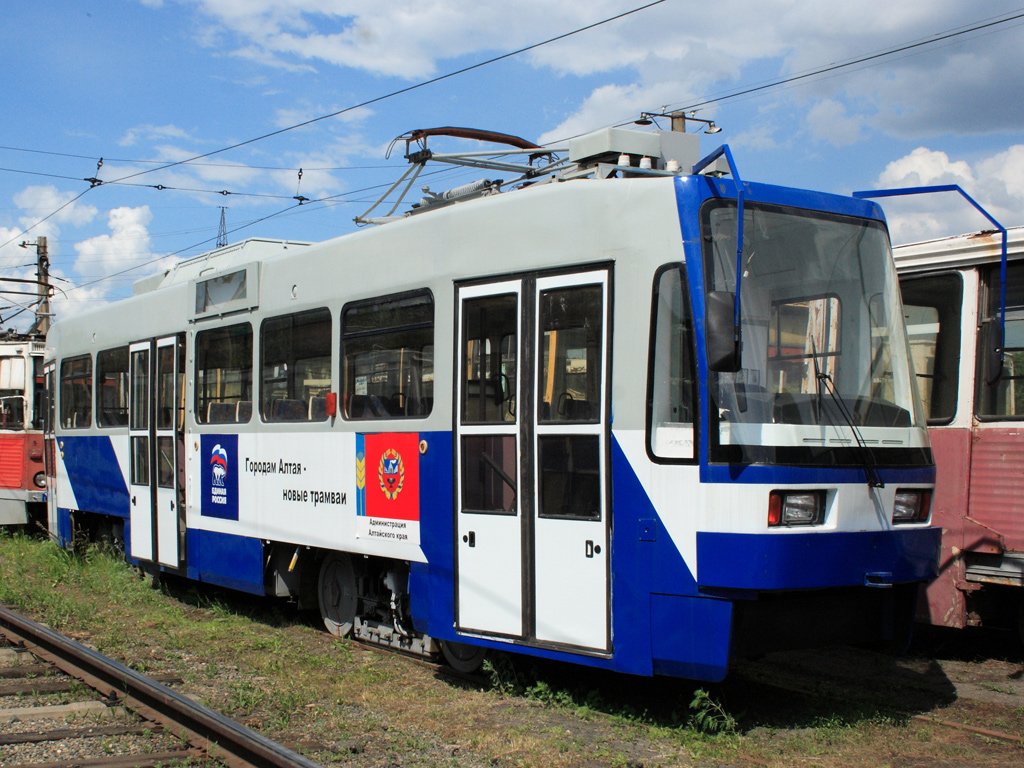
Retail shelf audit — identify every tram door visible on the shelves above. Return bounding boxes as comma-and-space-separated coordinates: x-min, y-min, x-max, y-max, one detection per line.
129, 335, 184, 567
456, 280, 523, 637
43, 362, 58, 535
456, 269, 610, 651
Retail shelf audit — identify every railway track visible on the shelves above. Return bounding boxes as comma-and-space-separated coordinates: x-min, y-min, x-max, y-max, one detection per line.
0, 603, 324, 768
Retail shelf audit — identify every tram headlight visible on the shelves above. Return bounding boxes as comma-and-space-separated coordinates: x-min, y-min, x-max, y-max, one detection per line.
768, 490, 825, 527
33, 471, 46, 489
893, 489, 931, 524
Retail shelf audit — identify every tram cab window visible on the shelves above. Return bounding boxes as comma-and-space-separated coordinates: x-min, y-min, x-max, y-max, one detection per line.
195, 323, 253, 424
899, 274, 962, 424
59, 355, 93, 429
648, 265, 697, 460
97, 346, 130, 428
260, 308, 332, 422
342, 291, 433, 420
0, 356, 26, 430
978, 263, 1024, 419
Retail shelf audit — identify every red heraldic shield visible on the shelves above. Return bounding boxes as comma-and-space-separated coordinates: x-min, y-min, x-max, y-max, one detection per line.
363, 432, 420, 521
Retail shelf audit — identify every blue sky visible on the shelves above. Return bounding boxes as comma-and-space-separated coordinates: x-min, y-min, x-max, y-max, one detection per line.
2, 1, 1024, 328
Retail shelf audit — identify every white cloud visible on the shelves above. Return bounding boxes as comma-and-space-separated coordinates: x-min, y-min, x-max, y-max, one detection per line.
159, 0, 1024, 144
13, 185, 98, 229
73, 205, 173, 281
49, 203, 177, 326
870, 146, 1024, 244
119, 124, 193, 147
878, 147, 976, 189
805, 100, 864, 147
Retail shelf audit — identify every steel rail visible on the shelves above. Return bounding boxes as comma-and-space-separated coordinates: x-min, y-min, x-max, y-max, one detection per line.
0, 604, 324, 768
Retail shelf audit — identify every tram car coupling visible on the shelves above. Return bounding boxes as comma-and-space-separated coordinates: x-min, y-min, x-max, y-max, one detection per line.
41, 121, 940, 681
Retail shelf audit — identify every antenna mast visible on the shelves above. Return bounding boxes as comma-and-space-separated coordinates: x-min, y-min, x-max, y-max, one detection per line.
217, 207, 228, 248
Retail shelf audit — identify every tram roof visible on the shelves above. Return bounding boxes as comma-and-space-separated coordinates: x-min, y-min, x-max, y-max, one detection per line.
132, 237, 312, 296
893, 225, 1024, 274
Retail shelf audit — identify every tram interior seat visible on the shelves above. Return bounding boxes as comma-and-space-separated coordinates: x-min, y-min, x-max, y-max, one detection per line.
349, 394, 390, 418
106, 409, 129, 426
236, 400, 252, 422
207, 401, 236, 423
308, 396, 328, 421
272, 399, 307, 421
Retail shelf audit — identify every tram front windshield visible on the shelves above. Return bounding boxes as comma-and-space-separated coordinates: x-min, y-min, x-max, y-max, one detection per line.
702, 200, 930, 467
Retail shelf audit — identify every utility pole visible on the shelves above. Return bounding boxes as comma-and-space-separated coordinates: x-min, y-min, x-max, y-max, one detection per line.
28, 236, 51, 336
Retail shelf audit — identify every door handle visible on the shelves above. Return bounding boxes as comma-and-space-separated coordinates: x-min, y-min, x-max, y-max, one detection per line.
462, 531, 476, 547
585, 540, 601, 558
131, 496, 136, 506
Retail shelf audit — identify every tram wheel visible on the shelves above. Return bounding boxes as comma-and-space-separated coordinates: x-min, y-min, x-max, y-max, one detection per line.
441, 639, 487, 674
318, 552, 357, 637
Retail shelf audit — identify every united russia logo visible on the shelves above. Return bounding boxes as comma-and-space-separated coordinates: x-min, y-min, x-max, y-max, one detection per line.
201, 434, 238, 520
211, 444, 228, 487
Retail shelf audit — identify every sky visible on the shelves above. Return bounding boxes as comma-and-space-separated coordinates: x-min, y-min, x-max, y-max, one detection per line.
2, 0, 1024, 329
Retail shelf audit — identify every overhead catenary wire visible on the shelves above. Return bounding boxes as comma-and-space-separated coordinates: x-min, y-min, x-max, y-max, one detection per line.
3, 1, 669, 279
668, 9, 1024, 116
105, 0, 669, 186
16, 4, 1024, 302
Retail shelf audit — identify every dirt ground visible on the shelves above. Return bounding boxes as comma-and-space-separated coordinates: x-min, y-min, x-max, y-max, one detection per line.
3, 536, 1024, 767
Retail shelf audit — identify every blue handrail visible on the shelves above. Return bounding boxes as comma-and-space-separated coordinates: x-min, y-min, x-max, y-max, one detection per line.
852, 184, 1008, 360
692, 145, 744, 330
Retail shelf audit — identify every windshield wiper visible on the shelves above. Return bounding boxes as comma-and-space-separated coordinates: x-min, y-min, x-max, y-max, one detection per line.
810, 341, 884, 489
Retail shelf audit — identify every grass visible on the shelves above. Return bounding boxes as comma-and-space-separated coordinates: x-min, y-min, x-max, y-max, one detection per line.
4, 528, 1024, 767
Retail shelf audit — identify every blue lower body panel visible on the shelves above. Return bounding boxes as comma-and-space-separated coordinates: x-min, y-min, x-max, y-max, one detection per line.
650, 594, 733, 681
696, 527, 942, 591
185, 528, 264, 595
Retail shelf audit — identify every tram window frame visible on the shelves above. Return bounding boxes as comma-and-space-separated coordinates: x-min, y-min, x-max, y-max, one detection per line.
899, 272, 962, 425
195, 322, 254, 425
96, 346, 130, 428
977, 262, 1024, 420
341, 290, 434, 420
59, 354, 93, 430
646, 263, 699, 463
260, 308, 333, 422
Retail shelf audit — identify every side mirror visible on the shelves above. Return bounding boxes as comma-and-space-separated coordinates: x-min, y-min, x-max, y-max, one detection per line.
706, 291, 741, 372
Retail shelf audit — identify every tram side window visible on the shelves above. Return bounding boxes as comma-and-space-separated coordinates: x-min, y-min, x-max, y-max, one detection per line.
648, 265, 697, 460
899, 274, 962, 424
96, 346, 130, 428
342, 291, 433, 419
261, 308, 332, 422
195, 323, 253, 424
60, 355, 93, 429
978, 263, 1024, 418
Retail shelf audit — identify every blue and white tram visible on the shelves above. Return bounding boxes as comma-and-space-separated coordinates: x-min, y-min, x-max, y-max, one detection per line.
44, 126, 939, 680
